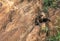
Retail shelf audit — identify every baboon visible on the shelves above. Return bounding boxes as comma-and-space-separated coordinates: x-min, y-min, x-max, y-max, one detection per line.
35, 15, 50, 25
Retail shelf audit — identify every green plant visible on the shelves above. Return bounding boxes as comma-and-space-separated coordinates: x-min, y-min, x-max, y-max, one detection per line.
43, 0, 60, 13
47, 27, 60, 41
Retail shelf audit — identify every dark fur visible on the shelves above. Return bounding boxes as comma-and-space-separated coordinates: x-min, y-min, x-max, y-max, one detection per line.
35, 15, 50, 25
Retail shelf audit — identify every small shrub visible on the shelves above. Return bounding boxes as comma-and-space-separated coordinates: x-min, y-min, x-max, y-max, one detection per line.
43, 0, 60, 13
47, 27, 60, 41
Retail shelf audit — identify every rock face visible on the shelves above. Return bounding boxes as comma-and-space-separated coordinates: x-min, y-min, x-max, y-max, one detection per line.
0, 0, 60, 41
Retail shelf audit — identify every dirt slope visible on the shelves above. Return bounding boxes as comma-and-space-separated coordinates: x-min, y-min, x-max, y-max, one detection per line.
0, 0, 60, 41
